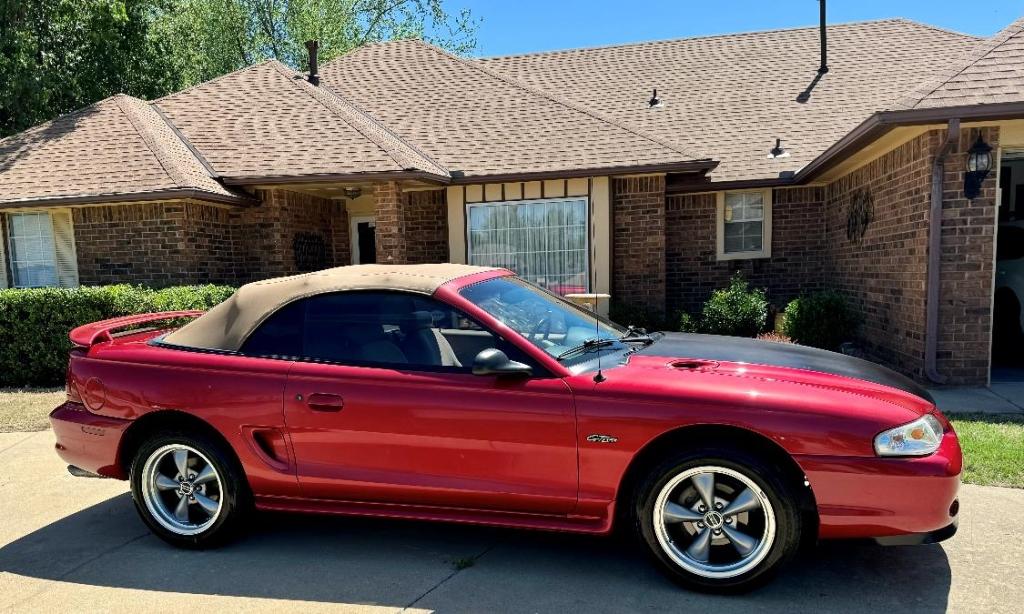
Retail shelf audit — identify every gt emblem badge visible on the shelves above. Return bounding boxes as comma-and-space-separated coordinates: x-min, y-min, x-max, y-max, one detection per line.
586, 434, 618, 444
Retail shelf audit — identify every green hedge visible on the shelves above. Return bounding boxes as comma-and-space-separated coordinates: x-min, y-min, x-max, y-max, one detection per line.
781, 290, 860, 351
0, 285, 235, 387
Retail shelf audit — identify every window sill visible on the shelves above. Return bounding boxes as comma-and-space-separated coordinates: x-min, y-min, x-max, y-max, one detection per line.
715, 251, 771, 262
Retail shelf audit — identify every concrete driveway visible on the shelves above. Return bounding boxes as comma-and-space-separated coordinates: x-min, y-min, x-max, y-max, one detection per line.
1, 430, 1022, 613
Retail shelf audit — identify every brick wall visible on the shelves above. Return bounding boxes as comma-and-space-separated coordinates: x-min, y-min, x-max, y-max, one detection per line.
935, 127, 999, 384
823, 131, 937, 378
73, 189, 350, 287
822, 126, 998, 385
404, 189, 448, 264
612, 175, 666, 315
232, 188, 349, 282
373, 181, 407, 264
665, 186, 826, 315
74, 201, 238, 286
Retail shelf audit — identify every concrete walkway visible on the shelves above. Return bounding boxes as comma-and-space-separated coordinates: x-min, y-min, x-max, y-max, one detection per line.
929, 382, 1024, 414
1, 430, 1023, 613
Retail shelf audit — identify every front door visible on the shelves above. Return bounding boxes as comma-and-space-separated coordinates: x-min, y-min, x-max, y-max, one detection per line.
350, 216, 376, 264
243, 289, 578, 514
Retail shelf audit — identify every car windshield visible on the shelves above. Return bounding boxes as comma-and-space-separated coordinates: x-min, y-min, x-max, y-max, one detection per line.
460, 276, 627, 361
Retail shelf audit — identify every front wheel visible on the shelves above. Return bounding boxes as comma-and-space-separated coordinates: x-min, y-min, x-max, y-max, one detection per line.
632, 448, 802, 592
129, 431, 250, 548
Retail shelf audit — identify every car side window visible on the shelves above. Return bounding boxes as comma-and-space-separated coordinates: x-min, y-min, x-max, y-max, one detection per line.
241, 291, 530, 372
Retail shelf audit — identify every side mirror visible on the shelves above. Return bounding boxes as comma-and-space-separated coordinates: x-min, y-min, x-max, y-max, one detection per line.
472, 348, 532, 377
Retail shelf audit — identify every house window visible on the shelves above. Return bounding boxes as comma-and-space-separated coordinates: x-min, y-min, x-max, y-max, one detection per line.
2, 210, 79, 288
717, 190, 772, 260
467, 198, 589, 295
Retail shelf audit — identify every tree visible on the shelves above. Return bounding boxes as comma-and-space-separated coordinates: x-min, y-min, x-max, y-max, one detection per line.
0, 0, 180, 137
153, 0, 479, 88
0, 0, 478, 138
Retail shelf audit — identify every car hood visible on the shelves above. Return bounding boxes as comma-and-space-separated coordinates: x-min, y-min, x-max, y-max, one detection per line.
635, 333, 933, 405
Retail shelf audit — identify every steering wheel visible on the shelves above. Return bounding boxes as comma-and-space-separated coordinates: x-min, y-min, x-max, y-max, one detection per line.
530, 313, 553, 342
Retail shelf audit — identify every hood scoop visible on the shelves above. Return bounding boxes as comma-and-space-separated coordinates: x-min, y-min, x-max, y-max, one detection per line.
670, 359, 720, 371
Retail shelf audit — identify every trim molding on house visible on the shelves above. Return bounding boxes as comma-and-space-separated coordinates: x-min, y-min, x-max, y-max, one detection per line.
450, 160, 718, 185
0, 188, 257, 210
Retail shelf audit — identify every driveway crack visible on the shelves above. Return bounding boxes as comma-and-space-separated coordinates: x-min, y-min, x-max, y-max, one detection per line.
401, 542, 497, 612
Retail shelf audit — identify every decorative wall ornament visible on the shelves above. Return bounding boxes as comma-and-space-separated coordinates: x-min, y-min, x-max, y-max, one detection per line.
293, 232, 328, 272
846, 187, 874, 244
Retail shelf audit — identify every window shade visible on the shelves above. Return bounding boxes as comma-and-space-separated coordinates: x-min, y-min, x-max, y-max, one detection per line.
51, 210, 79, 288
467, 198, 589, 295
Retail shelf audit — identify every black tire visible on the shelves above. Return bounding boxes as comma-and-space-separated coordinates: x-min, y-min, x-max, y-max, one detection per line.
630, 446, 802, 593
129, 430, 251, 549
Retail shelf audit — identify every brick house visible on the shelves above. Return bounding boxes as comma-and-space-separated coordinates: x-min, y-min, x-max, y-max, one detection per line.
2, 17, 1024, 386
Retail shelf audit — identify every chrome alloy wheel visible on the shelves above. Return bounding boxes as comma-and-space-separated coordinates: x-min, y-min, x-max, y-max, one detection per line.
140, 444, 223, 536
653, 465, 776, 579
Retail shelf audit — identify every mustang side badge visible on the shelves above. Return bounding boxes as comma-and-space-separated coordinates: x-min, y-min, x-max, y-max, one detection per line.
586, 434, 619, 444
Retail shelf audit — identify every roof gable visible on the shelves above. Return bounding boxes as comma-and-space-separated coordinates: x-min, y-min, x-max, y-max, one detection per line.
0, 94, 242, 207
156, 60, 447, 181
894, 16, 1024, 110
480, 19, 979, 182
321, 39, 712, 179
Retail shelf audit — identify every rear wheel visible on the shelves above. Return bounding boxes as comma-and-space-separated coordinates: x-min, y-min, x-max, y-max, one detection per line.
632, 448, 802, 593
130, 431, 250, 548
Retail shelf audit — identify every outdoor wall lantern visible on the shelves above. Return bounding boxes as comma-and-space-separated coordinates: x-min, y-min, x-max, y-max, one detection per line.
964, 133, 993, 200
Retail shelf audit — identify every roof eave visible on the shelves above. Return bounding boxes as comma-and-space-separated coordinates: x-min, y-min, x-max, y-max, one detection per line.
450, 160, 719, 184
796, 101, 1024, 182
0, 188, 256, 210
221, 170, 452, 187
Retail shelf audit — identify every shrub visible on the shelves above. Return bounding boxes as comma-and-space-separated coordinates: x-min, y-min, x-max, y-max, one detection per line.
0, 284, 235, 387
781, 290, 860, 351
678, 311, 699, 333
698, 273, 769, 337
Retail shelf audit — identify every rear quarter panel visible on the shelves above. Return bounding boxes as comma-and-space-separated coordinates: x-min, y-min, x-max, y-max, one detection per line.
70, 334, 299, 496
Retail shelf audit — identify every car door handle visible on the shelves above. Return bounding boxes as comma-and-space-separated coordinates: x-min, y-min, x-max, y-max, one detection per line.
306, 393, 344, 412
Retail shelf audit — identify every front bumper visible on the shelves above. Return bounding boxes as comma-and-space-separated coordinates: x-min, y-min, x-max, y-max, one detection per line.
798, 431, 962, 541
50, 402, 131, 480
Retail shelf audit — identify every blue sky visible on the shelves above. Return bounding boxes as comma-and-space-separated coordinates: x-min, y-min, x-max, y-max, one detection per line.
457, 0, 1022, 57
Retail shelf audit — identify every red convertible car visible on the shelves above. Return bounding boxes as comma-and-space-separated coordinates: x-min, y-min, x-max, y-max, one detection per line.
51, 264, 960, 592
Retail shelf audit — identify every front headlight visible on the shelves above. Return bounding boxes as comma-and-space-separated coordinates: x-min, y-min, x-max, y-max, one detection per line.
874, 414, 945, 457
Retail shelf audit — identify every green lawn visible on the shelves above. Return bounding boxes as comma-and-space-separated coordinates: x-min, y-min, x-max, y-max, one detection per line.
950, 413, 1024, 488
2, 389, 1022, 488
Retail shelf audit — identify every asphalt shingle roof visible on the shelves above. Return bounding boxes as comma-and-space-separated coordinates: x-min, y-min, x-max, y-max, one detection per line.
893, 17, 1024, 110
320, 39, 711, 179
155, 60, 448, 181
480, 19, 979, 182
0, 94, 241, 206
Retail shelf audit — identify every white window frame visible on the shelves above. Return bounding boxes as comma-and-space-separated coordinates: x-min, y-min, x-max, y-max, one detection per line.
465, 196, 590, 293
716, 189, 772, 261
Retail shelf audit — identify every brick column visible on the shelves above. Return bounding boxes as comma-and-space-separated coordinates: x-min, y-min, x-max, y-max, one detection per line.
374, 181, 408, 264
935, 126, 1000, 385
612, 175, 666, 317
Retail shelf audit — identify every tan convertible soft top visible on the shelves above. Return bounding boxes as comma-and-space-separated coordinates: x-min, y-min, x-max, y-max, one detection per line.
162, 264, 500, 352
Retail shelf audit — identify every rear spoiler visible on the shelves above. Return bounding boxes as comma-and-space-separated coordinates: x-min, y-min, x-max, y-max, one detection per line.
69, 311, 205, 348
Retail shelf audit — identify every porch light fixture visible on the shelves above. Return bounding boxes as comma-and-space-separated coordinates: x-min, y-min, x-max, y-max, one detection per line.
964, 133, 993, 200
343, 187, 363, 200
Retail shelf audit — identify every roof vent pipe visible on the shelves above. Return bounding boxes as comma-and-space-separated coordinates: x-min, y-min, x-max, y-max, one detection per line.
305, 40, 320, 86
818, 0, 829, 74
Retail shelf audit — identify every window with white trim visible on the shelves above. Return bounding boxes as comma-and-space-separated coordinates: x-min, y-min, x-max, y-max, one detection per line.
717, 190, 772, 260
3, 210, 79, 288
467, 198, 589, 295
